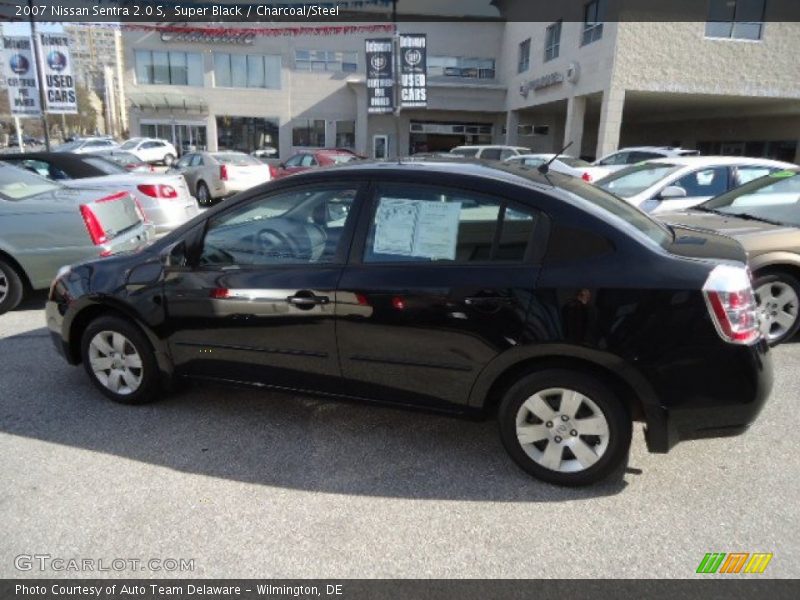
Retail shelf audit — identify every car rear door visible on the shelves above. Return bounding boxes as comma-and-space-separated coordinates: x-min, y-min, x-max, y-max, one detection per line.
162, 180, 365, 389
335, 178, 545, 410
651, 165, 731, 213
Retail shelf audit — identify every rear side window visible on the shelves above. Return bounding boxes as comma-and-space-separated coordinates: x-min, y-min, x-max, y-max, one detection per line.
480, 148, 502, 161
363, 183, 537, 264
673, 167, 729, 196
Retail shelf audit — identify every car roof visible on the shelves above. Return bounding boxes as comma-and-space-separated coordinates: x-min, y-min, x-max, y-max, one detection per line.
0, 152, 115, 177
610, 146, 696, 153
645, 156, 797, 168
453, 145, 529, 151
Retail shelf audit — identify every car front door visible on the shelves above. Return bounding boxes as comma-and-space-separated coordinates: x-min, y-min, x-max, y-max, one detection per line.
335, 180, 544, 410
162, 181, 365, 389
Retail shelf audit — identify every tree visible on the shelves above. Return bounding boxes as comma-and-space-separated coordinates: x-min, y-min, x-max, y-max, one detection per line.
62, 85, 100, 136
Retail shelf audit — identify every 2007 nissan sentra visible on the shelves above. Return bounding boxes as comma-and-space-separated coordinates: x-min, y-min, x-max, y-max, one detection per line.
45, 161, 772, 486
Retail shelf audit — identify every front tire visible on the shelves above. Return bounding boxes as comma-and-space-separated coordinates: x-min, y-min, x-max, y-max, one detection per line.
80, 315, 162, 405
498, 369, 632, 486
754, 272, 800, 346
0, 258, 24, 315
196, 181, 211, 206
163, 153, 175, 166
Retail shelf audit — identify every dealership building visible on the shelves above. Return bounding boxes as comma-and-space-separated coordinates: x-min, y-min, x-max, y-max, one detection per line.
121, 11, 800, 162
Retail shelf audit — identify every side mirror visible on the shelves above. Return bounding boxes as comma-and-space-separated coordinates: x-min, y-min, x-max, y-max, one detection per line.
161, 240, 188, 268
659, 185, 688, 200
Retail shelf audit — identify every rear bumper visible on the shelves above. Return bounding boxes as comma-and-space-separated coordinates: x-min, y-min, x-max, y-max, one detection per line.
643, 339, 773, 453
144, 202, 199, 234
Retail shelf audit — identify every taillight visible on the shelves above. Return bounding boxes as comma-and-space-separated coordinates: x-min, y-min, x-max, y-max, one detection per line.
703, 265, 761, 345
582, 172, 592, 182
79, 204, 107, 245
220, 164, 229, 180
137, 184, 178, 199
268, 164, 279, 178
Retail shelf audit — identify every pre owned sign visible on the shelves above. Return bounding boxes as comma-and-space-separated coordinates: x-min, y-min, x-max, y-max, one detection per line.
38, 33, 77, 114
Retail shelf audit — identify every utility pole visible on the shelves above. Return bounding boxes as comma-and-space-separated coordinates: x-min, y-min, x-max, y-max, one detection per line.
392, 0, 401, 161
28, 0, 50, 151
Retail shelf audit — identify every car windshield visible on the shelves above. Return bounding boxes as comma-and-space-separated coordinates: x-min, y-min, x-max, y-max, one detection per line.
558, 157, 591, 168
55, 141, 81, 152
81, 157, 127, 175
701, 170, 800, 227
214, 153, 260, 166
0, 163, 61, 200
555, 173, 672, 247
597, 163, 681, 197
451, 148, 479, 157
120, 140, 140, 150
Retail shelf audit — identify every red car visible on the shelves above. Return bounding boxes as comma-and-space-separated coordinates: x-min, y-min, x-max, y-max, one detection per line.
271, 149, 362, 179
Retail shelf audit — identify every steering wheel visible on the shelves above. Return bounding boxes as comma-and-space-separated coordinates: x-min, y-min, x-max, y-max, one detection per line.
256, 228, 300, 260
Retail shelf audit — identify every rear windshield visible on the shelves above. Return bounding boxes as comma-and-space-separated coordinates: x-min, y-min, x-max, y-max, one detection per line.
557, 174, 672, 247
558, 157, 591, 168
328, 154, 359, 165
214, 153, 261, 166
597, 163, 681, 198
451, 148, 479, 157
82, 157, 127, 175
702, 170, 800, 228
0, 163, 61, 200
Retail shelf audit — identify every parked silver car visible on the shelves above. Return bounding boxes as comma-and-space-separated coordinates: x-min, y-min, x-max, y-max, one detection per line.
0, 162, 154, 314
170, 151, 272, 205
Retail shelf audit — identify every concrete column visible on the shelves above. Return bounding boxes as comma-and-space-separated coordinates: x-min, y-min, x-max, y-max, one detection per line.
505, 110, 520, 146
354, 85, 369, 157
563, 95, 586, 154
794, 141, 800, 165
595, 87, 625, 160
325, 120, 337, 148
206, 114, 218, 152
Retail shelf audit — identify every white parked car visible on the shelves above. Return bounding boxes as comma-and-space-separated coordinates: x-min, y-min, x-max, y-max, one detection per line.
450, 145, 531, 161
504, 154, 596, 180
54, 137, 119, 154
170, 151, 272, 205
596, 156, 797, 214
119, 138, 178, 166
588, 146, 700, 181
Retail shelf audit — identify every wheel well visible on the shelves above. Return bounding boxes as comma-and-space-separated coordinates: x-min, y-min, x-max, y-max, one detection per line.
0, 249, 32, 291
752, 264, 800, 284
67, 305, 143, 364
481, 356, 645, 422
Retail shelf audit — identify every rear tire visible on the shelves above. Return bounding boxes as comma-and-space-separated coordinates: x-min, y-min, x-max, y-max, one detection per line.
498, 369, 632, 486
196, 181, 211, 206
80, 315, 162, 405
754, 272, 800, 346
163, 153, 175, 166
0, 258, 24, 315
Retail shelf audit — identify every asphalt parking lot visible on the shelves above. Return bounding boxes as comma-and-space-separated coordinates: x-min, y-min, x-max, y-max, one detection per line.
1, 292, 798, 579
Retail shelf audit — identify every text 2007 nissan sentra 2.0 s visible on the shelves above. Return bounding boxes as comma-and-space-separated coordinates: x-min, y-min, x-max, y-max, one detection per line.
45, 161, 772, 486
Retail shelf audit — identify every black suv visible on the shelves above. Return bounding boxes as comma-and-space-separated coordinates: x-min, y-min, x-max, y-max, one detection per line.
46, 161, 772, 486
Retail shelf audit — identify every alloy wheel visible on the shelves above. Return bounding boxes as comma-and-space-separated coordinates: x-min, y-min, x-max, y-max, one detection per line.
755, 281, 799, 342
515, 387, 610, 473
88, 330, 144, 395
0, 271, 7, 304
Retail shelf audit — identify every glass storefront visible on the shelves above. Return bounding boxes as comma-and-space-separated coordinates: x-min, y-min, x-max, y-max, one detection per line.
216, 116, 280, 155
140, 122, 208, 154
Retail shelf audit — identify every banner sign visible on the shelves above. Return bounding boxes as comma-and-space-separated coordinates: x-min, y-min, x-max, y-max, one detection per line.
365, 38, 394, 114
399, 33, 427, 108
1, 35, 41, 116
38, 32, 78, 114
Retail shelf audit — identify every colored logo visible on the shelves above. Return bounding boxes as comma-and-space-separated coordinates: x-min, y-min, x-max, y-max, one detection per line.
9, 54, 29, 75
696, 552, 773, 574
46, 50, 67, 72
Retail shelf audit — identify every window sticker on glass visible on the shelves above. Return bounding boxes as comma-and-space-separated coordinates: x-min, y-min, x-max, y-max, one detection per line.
373, 198, 462, 260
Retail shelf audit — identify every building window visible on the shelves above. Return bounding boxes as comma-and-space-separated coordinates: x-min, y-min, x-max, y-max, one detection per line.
292, 119, 326, 147
213, 53, 281, 89
705, 0, 765, 40
134, 50, 203, 86
335, 120, 355, 149
517, 38, 530, 73
428, 56, 496, 79
295, 50, 358, 72
216, 116, 280, 155
582, 0, 606, 45
545, 21, 562, 61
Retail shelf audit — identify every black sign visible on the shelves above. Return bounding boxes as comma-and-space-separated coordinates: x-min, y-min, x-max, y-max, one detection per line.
399, 33, 427, 109
365, 38, 394, 114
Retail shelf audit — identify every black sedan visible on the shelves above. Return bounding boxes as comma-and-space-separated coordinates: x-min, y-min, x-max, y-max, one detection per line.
46, 161, 772, 486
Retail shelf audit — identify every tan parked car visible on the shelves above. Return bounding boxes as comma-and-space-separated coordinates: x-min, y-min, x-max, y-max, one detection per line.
170, 151, 272, 205
659, 168, 800, 345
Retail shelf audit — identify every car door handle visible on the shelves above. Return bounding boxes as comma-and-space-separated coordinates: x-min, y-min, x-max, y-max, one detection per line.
286, 292, 330, 307
465, 296, 511, 306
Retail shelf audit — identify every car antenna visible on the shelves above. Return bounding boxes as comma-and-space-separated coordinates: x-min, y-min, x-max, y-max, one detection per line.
538, 141, 574, 175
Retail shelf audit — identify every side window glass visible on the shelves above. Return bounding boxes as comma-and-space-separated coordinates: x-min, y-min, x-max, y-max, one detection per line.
628, 151, 662, 162
480, 148, 502, 161
191, 155, 204, 167
736, 166, 773, 185
523, 158, 545, 167
363, 184, 537, 264
285, 154, 303, 167
176, 154, 193, 168
674, 167, 729, 197
500, 149, 516, 160
199, 186, 358, 267
300, 154, 316, 167
598, 152, 627, 166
